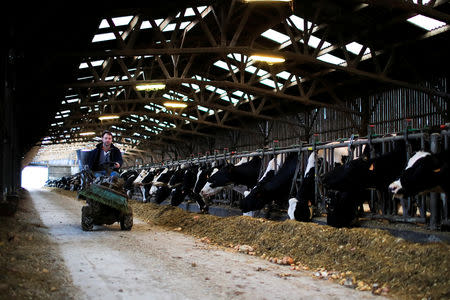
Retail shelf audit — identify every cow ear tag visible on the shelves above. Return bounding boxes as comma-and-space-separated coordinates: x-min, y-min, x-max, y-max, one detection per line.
433, 168, 441, 173
369, 164, 374, 171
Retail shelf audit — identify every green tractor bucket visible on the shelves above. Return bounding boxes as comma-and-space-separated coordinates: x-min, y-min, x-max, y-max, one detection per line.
79, 184, 130, 213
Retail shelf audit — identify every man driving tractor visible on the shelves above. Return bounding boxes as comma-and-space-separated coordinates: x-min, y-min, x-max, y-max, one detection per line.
87, 130, 123, 177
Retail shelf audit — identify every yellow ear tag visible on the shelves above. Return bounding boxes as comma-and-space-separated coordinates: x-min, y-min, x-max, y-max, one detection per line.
369, 164, 374, 171
433, 168, 441, 173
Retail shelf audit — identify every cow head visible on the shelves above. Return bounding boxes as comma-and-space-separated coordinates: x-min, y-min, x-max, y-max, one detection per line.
389, 151, 444, 198
200, 164, 234, 198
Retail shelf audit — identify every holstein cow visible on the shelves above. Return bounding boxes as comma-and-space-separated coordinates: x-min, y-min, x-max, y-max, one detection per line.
200, 155, 262, 199
132, 168, 161, 202
389, 149, 450, 199
288, 140, 369, 222
320, 140, 411, 227
241, 152, 298, 214
149, 167, 176, 204
170, 164, 202, 207
120, 169, 139, 197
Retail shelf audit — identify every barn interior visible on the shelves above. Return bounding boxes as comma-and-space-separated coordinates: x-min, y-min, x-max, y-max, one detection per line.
1, 1, 450, 298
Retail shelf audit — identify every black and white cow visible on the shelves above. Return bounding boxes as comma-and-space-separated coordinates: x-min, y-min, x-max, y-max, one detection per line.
120, 169, 139, 197
389, 149, 450, 199
319, 140, 411, 227
200, 156, 262, 198
129, 168, 161, 202
241, 152, 298, 214
287, 140, 369, 222
149, 167, 176, 204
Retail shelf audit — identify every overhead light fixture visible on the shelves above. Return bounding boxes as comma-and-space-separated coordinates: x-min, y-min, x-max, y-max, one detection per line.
163, 101, 188, 108
98, 115, 120, 121
136, 83, 166, 91
79, 131, 96, 136
250, 55, 285, 64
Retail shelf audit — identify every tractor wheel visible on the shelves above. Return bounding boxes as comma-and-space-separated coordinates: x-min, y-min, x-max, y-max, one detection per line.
120, 212, 133, 231
81, 205, 94, 231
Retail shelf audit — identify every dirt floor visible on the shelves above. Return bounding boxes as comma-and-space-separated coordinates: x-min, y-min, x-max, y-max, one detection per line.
1, 187, 449, 299
0, 188, 79, 299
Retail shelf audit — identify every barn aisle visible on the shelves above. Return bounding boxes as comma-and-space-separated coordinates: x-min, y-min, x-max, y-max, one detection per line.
29, 189, 385, 300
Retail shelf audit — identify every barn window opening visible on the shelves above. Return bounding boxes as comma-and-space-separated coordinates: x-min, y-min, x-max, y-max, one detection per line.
407, 14, 446, 31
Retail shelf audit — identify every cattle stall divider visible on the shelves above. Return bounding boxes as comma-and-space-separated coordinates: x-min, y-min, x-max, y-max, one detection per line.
129, 128, 448, 229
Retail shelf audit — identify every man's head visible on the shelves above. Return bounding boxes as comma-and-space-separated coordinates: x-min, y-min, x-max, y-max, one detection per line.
102, 130, 113, 148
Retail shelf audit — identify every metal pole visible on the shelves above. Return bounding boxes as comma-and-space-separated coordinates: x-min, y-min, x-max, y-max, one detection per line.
429, 133, 441, 230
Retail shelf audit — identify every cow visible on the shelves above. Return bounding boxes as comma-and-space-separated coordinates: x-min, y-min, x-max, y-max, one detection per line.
170, 164, 200, 206
132, 168, 162, 202
149, 167, 175, 203
240, 152, 298, 214
318, 139, 416, 227
389, 149, 450, 199
200, 155, 262, 199
287, 139, 370, 222
120, 169, 139, 197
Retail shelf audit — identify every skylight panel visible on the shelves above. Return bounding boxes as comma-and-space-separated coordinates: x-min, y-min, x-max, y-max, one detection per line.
305, 35, 331, 49
98, 16, 133, 29
66, 98, 80, 104
213, 60, 238, 72
180, 6, 208, 17
79, 59, 105, 69
261, 29, 290, 44
162, 21, 191, 32
245, 65, 268, 77
317, 53, 346, 65
260, 78, 283, 89
287, 15, 312, 31
205, 85, 226, 95
227, 53, 248, 62
276, 71, 296, 81
92, 32, 123, 43
407, 14, 446, 31
345, 42, 370, 55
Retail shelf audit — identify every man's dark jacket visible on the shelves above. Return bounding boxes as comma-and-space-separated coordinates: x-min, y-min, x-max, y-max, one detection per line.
87, 143, 123, 172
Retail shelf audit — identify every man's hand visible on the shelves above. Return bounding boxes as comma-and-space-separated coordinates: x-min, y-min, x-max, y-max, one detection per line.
114, 162, 121, 169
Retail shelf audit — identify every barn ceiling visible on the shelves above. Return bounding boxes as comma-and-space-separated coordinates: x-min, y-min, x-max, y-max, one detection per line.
6, 0, 450, 163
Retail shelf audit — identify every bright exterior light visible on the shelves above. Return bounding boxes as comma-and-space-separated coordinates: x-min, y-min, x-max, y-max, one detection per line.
163, 101, 188, 108
98, 115, 120, 121
250, 55, 286, 64
79, 131, 96, 136
136, 83, 166, 91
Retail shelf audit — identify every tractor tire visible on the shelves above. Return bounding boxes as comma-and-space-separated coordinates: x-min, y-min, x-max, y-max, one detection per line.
81, 205, 94, 231
120, 212, 133, 231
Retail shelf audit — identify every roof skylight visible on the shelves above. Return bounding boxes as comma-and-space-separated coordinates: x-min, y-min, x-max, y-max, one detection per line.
287, 15, 312, 31
317, 53, 346, 65
213, 60, 238, 72
407, 14, 446, 31
92, 32, 123, 43
261, 29, 290, 44
99, 16, 134, 29
345, 42, 370, 55
79, 59, 105, 69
